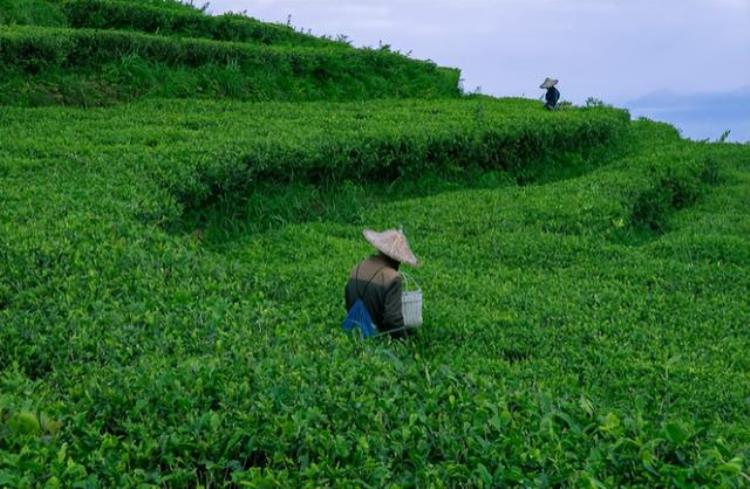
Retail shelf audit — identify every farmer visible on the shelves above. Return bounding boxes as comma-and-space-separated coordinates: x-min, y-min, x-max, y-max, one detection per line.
344, 228, 418, 339
540, 77, 560, 110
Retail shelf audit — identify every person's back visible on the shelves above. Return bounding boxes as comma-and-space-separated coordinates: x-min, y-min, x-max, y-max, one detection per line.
540, 77, 560, 110
343, 228, 419, 339
546, 86, 560, 109
345, 253, 406, 337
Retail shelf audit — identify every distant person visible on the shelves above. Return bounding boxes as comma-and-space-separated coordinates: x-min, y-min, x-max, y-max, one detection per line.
540, 77, 560, 110
344, 228, 418, 339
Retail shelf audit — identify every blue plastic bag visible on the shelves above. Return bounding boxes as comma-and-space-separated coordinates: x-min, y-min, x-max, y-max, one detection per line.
342, 299, 378, 338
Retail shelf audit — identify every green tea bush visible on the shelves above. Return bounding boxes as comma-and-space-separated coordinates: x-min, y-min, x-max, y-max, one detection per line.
59, 0, 345, 48
1, 70, 749, 487
125, 98, 628, 212
1, 100, 749, 485
0, 26, 395, 70
0, 26, 460, 105
629, 160, 705, 232
0, 0, 67, 27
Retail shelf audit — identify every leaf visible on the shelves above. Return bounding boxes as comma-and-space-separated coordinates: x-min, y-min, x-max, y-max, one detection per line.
599, 412, 622, 436
663, 421, 691, 446
579, 395, 595, 417
0, 471, 18, 487
7, 411, 40, 435
716, 457, 743, 476
475, 463, 493, 486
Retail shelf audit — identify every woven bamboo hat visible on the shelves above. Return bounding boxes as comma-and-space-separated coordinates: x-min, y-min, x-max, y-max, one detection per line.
540, 77, 559, 89
363, 228, 419, 267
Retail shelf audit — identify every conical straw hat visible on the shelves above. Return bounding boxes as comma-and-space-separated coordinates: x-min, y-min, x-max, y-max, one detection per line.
540, 77, 559, 89
363, 228, 419, 267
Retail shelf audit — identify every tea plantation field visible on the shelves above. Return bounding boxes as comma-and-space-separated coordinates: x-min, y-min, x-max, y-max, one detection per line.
2, 0, 750, 487
0, 0, 459, 107
1, 96, 749, 487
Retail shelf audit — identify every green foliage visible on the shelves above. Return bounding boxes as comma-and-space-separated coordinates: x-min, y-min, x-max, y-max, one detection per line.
718, 129, 732, 143
6, 412, 40, 436
0, 0, 67, 27
106, 0, 203, 13
0, 6, 749, 484
131, 98, 627, 212
0, 26, 460, 106
0, 1, 461, 107
58, 0, 345, 48
629, 161, 704, 233
1, 95, 749, 486
585, 97, 609, 108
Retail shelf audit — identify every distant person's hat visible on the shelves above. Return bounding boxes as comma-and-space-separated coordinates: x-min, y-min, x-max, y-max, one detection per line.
540, 77, 559, 89
363, 228, 419, 267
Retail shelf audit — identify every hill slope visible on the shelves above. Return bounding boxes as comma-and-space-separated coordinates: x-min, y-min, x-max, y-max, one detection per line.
59, 0, 346, 48
0, 1, 749, 486
0, 0, 460, 106
2, 96, 750, 486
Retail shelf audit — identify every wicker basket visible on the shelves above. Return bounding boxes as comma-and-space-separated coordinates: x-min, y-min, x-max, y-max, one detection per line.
401, 273, 423, 327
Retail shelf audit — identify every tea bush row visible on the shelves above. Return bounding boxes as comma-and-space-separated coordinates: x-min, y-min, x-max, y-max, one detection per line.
0, 25, 449, 78
0, 0, 67, 27
58, 0, 345, 48
129, 98, 630, 212
0, 97, 628, 208
0, 26, 460, 106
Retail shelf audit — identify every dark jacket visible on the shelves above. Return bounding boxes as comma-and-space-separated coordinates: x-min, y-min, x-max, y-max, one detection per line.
345, 254, 406, 337
545, 86, 560, 107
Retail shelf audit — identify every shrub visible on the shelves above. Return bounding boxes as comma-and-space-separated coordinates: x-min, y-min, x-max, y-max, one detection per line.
0, 0, 67, 27
0, 100, 748, 487
0, 26, 461, 105
59, 0, 345, 48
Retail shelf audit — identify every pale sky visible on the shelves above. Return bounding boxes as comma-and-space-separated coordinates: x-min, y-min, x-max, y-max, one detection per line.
206, 0, 750, 105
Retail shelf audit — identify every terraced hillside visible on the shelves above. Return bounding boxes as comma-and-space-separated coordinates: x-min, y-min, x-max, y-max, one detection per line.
59, 0, 344, 47
1, 1, 749, 487
0, 0, 459, 106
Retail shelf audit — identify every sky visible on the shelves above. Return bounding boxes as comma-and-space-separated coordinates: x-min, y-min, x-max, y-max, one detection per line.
204, 0, 750, 140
